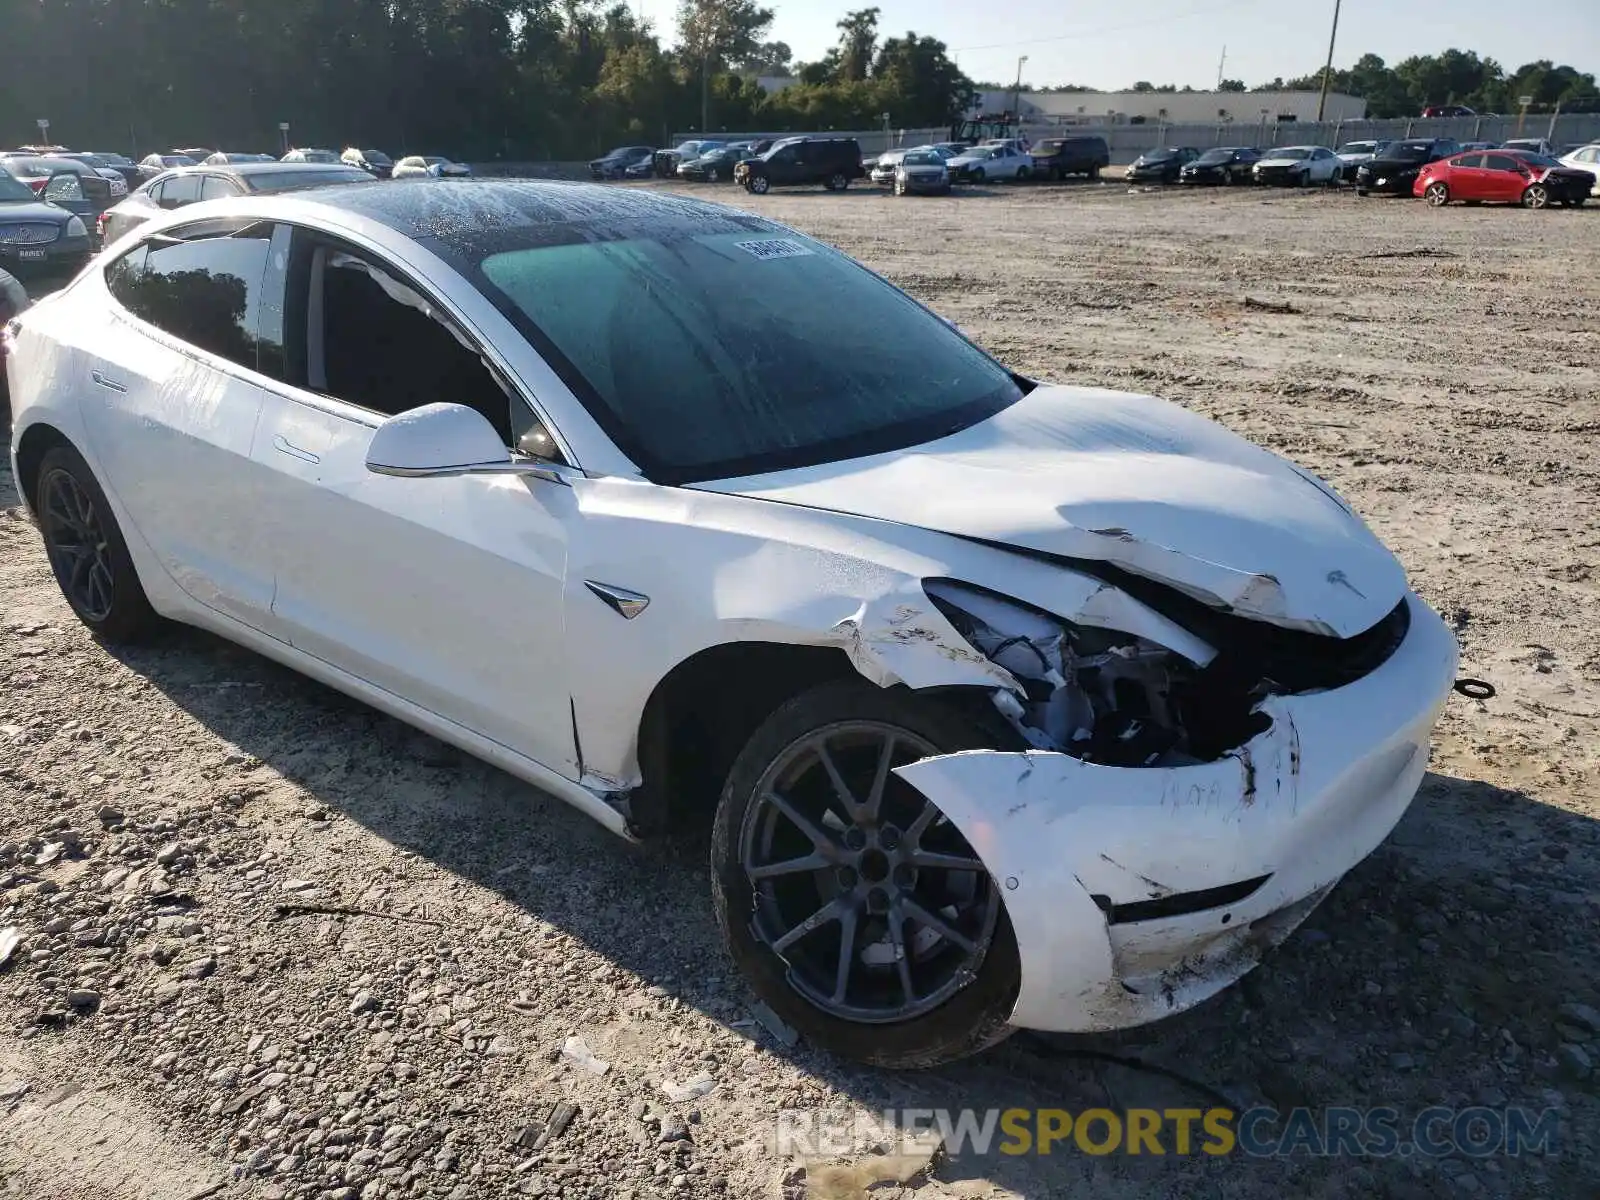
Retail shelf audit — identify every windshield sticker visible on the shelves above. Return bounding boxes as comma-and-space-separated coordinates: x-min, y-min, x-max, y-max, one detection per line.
734, 238, 815, 261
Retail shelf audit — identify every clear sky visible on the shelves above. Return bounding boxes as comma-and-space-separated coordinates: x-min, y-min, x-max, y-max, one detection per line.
635, 0, 1598, 91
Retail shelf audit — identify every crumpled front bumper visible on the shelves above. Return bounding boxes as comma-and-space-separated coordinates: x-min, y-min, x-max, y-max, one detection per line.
895, 591, 1458, 1032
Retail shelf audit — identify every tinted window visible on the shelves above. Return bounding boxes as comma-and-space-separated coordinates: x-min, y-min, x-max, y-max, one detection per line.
1455, 154, 1485, 169
105, 224, 279, 373
200, 175, 242, 200
1485, 154, 1522, 172
475, 230, 1021, 483
162, 174, 202, 207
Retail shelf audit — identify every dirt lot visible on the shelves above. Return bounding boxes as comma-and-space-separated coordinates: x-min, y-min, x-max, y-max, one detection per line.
2, 179, 1598, 1200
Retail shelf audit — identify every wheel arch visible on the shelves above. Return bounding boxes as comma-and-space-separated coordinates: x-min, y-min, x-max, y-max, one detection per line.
13, 420, 75, 513
626, 640, 861, 837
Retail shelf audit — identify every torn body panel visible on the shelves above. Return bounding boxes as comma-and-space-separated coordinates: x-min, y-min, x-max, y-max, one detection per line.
893, 591, 1457, 1032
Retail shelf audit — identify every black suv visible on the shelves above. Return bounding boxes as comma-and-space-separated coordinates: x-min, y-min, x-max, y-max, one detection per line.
1028, 135, 1111, 180
1355, 138, 1461, 196
735, 138, 864, 194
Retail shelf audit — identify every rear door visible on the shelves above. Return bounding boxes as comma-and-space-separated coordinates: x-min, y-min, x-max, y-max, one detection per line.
245, 226, 579, 774
80, 220, 290, 627
1445, 154, 1486, 198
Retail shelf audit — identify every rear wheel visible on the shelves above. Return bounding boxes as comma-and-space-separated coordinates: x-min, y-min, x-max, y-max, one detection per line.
34, 444, 158, 643
829, 172, 849, 191
1088, 164, 1101, 180
1424, 182, 1450, 207
893, 177, 906, 196
712, 682, 1020, 1068
1014, 165, 1030, 182
1521, 183, 1550, 209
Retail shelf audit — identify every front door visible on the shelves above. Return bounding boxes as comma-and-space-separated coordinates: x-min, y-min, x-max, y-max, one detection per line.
1483, 154, 1528, 203
247, 230, 579, 775
82, 219, 288, 627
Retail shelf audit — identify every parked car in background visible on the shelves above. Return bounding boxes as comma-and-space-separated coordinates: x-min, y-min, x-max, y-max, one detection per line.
947, 143, 1032, 183
392, 156, 472, 179
0, 264, 28, 422
1178, 147, 1261, 185
1459, 141, 1498, 152
1027, 135, 1110, 181
204, 152, 276, 166
172, 148, 214, 162
1253, 146, 1342, 187
1500, 138, 1555, 157
3, 180, 1459, 1071
1421, 104, 1475, 118
282, 148, 342, 164
1123, 147, 1200, 184
0, 169, 92, 276
869, 149, 910, 186
589, 146, 655, 181
1557, 144, 1600, 191
98, 162, 373, 244
1415, 150, 1591, 209
60, 152, 142, 190
138, 153, 198, 180
1335, 140, 1393, 180
734, 138, 864, 194
654, 140, 725, 178
1355, 138, 1461, 196
341, 149, 395, 178
1, 157, 118, 224
678, 145, 755, 183
892, 148, 951, 196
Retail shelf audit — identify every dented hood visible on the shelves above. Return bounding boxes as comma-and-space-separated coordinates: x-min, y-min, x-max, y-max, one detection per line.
695, 385, 1407, 638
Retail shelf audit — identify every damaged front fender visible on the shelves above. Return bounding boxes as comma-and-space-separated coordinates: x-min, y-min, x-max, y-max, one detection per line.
892, 592, 1458, 1032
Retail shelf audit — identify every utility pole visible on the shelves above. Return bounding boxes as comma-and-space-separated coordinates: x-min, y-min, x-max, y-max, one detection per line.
701, 51, 709, 133
1216, 45, 1227, 91
1316, 0, 1342, 122
1012, 55, 1029, 130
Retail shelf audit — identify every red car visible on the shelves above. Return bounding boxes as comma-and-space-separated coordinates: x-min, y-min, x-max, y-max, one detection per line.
1414, 149, 1592, 209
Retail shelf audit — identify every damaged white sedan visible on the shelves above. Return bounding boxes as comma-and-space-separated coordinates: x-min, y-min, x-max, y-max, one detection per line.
5, 181, 1458, 1068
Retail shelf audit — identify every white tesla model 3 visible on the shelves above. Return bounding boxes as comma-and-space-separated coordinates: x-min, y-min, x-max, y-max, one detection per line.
3, 181, 1459, 1067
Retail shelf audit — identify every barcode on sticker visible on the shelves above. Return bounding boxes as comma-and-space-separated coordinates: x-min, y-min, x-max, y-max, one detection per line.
735, 238, 814, 261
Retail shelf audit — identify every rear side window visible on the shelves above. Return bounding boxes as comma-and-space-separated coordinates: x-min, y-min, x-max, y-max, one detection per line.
160, 174, 201, 208
200, 175, 242, 200
104, 223, 284, 375
1485, 154, 1521, 172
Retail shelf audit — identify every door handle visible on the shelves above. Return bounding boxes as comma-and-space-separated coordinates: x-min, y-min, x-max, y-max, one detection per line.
90, 370, 128, 393
272, 434, 321, 464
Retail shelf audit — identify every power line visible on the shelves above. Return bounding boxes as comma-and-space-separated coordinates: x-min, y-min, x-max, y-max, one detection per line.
952, 0, 1268, 56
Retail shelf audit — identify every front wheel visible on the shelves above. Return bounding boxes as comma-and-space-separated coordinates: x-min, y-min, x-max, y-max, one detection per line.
968, 167, 985, 183
829, 172, 849, 191
894, 177, 906, 196
34, 444, 159, 643
706, 167, 719, 183
1424, 181, 1450, 207
1088, 164, 1101, 180
748, 175, 770, 195
712, 682, 1021, 1068
1521, 183, 1550, 209
1572, 196, 1587, 208
1014, 166, 1030, 182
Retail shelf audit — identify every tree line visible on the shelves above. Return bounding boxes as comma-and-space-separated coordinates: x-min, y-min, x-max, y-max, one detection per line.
1, 0, 1592, 162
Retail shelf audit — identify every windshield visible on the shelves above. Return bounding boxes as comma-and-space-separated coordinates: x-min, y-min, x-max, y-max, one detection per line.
475, 231, 1021, 483
1267, 148, 1311, 160
902, 151, 941, 166
0, 173, 39, 202
1338, 142, 1377, 154
1387, 143, 1432, 161
247, 168, 373, 193
1139, 149, 1178, 161
1195, 149, 1235, 164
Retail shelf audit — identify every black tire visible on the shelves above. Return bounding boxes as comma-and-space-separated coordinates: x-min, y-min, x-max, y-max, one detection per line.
34, 443, 159, 643
1521, 183, 1550, 210
1573, 196, 1587, 208
1424, 181, 1450, 207
968, 167, 985, 183
748, 175, 770, 195
1014, 165, 1030, 183
1088, 164, 1101, 180
712, 681, 1021, 1069
828, 172, 848, 191
706, 167, 719, 183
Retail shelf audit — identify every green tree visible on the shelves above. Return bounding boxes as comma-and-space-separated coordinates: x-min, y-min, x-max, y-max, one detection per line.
835, 8, 881, 83
871, 32, 973, 125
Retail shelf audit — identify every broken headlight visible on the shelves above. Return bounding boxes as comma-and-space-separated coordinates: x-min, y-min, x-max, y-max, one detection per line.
926, 579, 1230, 768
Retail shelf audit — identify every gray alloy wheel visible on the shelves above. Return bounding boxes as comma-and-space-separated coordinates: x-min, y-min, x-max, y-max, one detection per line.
829, 171, 848, 190
737, 719, 1002, 1024
1521, 183, 1550, 209
1425, 181, 1450, 207
749, 175, 770, 194
706, 167, 719, 183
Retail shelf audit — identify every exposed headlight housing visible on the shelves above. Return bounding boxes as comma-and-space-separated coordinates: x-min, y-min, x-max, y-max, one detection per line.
65, 216, 87, 238
924, 579, 1264, 768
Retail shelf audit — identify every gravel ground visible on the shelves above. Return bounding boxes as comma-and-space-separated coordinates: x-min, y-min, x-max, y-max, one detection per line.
2, 178, 1598, 1200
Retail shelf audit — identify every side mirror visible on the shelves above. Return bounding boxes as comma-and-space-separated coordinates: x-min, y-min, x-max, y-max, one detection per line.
365, 403, 571, 485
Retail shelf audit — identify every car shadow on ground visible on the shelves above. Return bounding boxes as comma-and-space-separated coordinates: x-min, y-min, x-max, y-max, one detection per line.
86, 617, 1598, 1197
